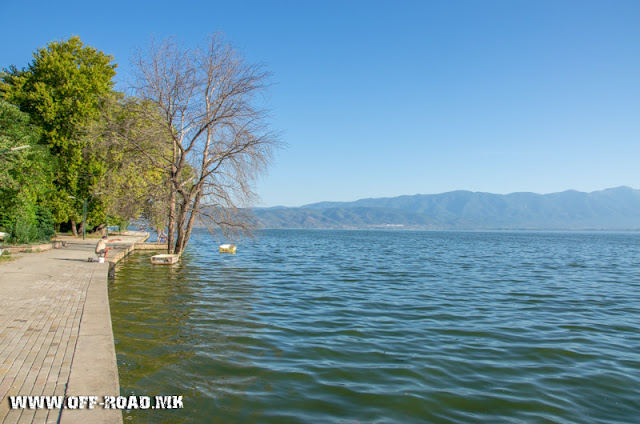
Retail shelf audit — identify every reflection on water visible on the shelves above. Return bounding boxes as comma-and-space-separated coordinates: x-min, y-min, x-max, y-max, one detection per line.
110, 230, 640, 423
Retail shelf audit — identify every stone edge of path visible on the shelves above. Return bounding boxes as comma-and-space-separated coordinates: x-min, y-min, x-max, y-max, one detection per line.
0, 240, 65, 254
59, 233, 150, 424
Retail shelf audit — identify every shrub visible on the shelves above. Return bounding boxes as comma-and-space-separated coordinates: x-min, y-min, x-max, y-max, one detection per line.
4, 205, 55, 244
35, 205, 55, 240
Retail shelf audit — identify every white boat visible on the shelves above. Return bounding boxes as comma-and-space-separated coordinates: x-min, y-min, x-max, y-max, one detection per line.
151, 254, 180, 264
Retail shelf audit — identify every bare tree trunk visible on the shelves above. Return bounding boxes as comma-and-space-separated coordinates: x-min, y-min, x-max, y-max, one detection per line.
173, 188, 196, 255
173, 201, 188, 255
70, 220, 78, 237
166, 181, 177, 254
90, 223, 106, 235
77, 221, 85, 238
177, 191, 203, 255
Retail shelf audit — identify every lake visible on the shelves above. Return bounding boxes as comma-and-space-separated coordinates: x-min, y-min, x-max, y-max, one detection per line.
109, 230, 640, 423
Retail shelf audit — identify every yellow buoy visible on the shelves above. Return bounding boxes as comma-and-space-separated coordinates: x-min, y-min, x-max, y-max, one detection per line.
219, 244, 237, 254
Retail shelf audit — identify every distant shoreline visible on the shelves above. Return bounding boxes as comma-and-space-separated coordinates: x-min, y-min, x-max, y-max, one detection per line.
252, 186, 640, 231
252, 227, 640, 232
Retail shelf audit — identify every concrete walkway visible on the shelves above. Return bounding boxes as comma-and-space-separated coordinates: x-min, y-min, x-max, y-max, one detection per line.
0, 233, 148, 424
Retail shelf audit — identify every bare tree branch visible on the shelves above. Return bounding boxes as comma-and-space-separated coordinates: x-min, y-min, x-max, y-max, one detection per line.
130, 33, 282, 254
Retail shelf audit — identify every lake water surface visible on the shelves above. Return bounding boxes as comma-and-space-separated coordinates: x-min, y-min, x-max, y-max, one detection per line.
110, 230, 640, 423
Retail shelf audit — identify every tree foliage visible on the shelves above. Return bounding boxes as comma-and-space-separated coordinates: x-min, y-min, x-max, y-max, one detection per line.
0, 100, 55, 243
82, 93, 171, 230
1, 34, 274, 248
0, 36, 117, 225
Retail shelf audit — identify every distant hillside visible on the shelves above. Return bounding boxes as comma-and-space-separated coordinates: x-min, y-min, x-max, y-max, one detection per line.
253, 187, 640, 230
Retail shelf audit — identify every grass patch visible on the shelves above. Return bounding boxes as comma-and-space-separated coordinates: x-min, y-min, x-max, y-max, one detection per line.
0, 252, 18, 264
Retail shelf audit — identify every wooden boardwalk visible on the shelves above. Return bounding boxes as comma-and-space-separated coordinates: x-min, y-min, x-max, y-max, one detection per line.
0, 233, 147, 424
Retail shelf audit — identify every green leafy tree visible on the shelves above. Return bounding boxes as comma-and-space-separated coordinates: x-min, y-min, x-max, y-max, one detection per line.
0, 99, 55, 243
1, 36, 117, 232
81, 93, 172, 232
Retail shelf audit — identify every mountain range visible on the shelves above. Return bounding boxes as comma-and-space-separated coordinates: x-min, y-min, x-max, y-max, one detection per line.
253, 186, 640, 230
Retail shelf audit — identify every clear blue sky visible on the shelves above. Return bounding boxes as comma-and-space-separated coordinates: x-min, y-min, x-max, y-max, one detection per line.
1, 0, 638, 206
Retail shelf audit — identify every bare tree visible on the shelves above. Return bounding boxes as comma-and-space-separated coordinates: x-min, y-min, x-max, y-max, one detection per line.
132, 33, 279, 254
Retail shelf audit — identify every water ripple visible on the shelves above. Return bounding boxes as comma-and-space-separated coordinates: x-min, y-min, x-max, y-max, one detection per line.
111, 230, 640, 423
